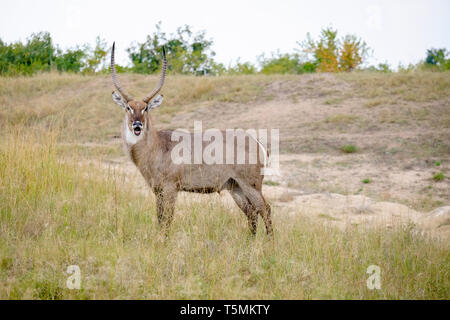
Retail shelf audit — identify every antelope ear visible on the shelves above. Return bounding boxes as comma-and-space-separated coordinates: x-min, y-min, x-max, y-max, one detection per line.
147, 94, 163, 110
112, 91, 127, 109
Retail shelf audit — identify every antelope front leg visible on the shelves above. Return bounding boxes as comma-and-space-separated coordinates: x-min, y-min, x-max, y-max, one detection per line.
154, 185, 177, 233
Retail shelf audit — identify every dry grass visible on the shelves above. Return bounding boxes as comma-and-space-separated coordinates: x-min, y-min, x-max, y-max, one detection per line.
364, 98, 398, 108
325, 114, 359, 124
0, 127, 448, 299
0, 72, 449, 299
0, 73, 286, 143
338, 71, 450, 102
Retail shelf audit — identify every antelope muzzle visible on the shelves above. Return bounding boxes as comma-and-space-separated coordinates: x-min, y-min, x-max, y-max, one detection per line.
132, 121, 143, 136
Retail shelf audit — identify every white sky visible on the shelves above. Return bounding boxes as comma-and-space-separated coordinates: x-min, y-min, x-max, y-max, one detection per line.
1, 0, 449, 68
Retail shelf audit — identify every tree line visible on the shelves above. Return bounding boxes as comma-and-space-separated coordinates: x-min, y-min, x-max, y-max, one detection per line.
0, 23, 448, 76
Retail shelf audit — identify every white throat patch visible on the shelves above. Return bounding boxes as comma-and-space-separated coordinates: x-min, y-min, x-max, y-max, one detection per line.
124, 117, 144, 145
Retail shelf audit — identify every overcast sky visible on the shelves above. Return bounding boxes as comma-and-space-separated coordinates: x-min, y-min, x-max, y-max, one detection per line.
1, 0, 449, 68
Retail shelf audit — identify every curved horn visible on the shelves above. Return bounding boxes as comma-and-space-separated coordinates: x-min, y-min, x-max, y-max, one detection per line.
143, 47, 167, 104
111, 42, 133, 102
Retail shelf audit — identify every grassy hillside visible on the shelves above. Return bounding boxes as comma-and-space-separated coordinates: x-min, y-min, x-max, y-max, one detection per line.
1, 71, 448, 208
1, 72, 448, 162
0, 72, 449, 299
1, 72, 449, 143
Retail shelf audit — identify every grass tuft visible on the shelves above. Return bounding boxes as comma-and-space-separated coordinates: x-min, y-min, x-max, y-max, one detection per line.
432, 172, 445, 182
341, 144, 358, 153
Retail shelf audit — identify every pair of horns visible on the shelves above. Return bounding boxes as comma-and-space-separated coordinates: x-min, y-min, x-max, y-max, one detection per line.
111, 42, 167, 103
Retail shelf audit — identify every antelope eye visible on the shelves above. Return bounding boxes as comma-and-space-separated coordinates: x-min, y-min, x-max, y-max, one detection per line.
126, 106, 131, 111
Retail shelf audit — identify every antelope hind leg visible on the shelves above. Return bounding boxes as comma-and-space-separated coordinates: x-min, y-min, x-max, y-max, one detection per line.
235, 180, 273, 236
229, 184, 258, 235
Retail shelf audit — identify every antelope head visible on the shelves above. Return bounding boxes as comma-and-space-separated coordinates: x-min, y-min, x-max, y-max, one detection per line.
110, 42, 167, 138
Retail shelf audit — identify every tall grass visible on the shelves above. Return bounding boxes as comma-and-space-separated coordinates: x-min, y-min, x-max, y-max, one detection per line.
0, 127, 448, 299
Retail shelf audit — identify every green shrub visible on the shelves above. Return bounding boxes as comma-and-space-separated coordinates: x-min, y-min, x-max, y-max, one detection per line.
341, 144, 357, 153
299, 27, 369, 72
365, 62, 392, 73
422, 48, 450, 71
433, 172, 444, 182
54, 48, 86, 73
0, 32, 55, 75
127, 23, 218, 75
228, 60, 257, 75
0, 32, 109, 75
259, 52, 315, 74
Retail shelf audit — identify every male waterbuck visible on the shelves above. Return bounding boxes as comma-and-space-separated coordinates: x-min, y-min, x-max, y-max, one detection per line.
110, 43, 273, 235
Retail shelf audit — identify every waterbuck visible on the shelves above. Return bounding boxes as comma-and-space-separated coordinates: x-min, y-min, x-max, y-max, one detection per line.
110, 43, 273, 235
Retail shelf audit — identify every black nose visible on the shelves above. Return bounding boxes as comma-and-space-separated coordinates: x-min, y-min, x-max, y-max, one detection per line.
132, 121, 143, 128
